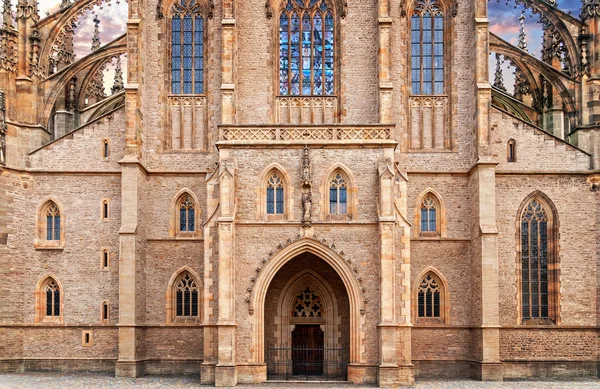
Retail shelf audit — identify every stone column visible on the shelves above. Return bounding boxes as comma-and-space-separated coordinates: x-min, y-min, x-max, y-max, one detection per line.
215, 156, 237, 387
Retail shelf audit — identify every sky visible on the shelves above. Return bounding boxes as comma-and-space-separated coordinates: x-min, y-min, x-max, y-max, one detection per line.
33, 0, 586, 95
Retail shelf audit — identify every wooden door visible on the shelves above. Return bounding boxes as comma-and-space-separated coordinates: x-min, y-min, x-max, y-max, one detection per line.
292, 324, 324, 375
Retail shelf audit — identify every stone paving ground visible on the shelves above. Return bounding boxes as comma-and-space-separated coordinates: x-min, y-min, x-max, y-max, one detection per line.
0, 374, 599, 389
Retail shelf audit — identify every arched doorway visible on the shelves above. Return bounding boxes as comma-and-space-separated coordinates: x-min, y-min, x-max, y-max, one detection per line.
264, 253, 350, 380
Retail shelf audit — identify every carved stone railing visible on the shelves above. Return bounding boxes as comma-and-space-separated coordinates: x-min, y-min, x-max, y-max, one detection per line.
219, 125, 394, 142
168, 95, 207, 150
276, 96, 339, 124
409, 95, 449, 150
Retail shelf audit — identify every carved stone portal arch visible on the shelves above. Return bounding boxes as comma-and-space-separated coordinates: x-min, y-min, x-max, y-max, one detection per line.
250, 238, 365, 364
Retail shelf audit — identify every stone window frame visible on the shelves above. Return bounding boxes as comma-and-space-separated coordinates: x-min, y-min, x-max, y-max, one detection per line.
170, 189, 201, 238
101, 300, 110, 323
507, 138, 517, 162
321, 164, 357, 220
82, 330, 93, 347
101, 248, 110, 271
34, 275, 64, 324
101, 138, 110, 160
411, 267, 450, 325
166, 267, 202, 324
413, 188, 446, 238
34, 197, 65, 250
257, 163, 294, 221
515, 191, 560, 325
101, 198, 110, 222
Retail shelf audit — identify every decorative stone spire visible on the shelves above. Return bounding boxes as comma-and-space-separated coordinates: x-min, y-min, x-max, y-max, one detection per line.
513, 66, 530, 102
91, 15, 101, 51
493, 54, 506, 92
2, 0, 13, 30
111, 56, 124, 94
517, 10, 528, 52
17, 0, 39, 22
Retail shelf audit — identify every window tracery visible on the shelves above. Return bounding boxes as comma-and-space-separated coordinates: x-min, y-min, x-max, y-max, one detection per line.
411, 0, 444, 95
175, 272, 198, 317
267, 172, 285, 214
329, 172, 347, 215
279, 0, 335, 96
179, 195, 195, 232
420, 195, 437, 233
520, 198, 555, 322
45, 279, 60, 317
292, 287, 323, 318
417, 273, 440, 318
171, 0, 205, 95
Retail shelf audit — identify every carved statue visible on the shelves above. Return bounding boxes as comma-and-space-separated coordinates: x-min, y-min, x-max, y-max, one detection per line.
301, 191, 312, 226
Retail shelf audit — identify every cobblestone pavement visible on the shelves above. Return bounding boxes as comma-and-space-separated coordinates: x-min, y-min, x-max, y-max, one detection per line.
0, 374, 599, 389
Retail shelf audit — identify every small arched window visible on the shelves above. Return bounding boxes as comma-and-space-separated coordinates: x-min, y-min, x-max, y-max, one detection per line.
179, 195, 195, 232
46, 203, 61, 241
519, 197, 558, 323
507, 139, 517, 162
175, 272, 199, 317
420, 195, 437, 234
279, 0, 335, 96
411, 0, 444, 95
45, 279, 60, 317
329, 172, 347, 215
171, 0, 205, 95
267, 173, 285, 215
417, 273, 440, 318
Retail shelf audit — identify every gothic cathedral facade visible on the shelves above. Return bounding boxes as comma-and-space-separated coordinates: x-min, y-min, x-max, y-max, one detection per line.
0, 0, 599, 387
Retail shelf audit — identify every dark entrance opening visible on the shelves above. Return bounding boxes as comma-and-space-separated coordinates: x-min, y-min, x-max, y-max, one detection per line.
292, 325, 324, 375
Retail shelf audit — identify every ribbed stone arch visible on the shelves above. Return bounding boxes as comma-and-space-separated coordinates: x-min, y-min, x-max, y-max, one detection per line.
250, 237, 364, 364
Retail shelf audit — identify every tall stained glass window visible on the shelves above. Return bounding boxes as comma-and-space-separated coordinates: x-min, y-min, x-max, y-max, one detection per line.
521, 199, 550, 321
267, 173, 284, 215
179, 195, 195, 232
411, 0, 444, 95
420, 195, 437, 233
46, 203, 61, 241
171, 0, 205, 95
279, 0, 335, 96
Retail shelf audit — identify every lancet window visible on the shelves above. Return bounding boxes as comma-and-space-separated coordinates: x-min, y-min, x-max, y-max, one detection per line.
179, 195, 195, 232
420, 195, 437, 233
417, 273, 440, 318
45, 280, 60, 317
171, 0, 205, 95
279, 0, 335, 96
175, 272, 199, 317
411, 0, 445, 95
329, 172, 347, 215
267, 173, 285, 214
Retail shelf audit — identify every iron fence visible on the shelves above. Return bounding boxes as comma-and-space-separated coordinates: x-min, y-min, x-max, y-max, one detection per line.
266, 344, 348, 381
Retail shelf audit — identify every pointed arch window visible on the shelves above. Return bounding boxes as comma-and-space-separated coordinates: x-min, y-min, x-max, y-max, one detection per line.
418, 273, 440, 318
420, 195, 437, 233
507, 139, 517, 162
279, 0, 335, 96
411, 0, 444, 95
267, 173, 285, 214
175, 272, 199, 317
329, 172, 347, 215
45, 279, 60, 317
171, 0, 205, 95
520, 198, 558, 323
179, 195, 196, 232
46, 203, 61, 241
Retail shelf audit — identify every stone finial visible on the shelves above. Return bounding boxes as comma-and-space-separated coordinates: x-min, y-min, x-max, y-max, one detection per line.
111, 55, 124, 94
17, 0, 38, 21
60, 0, 71, 9
91, 14, 101, 51
517, 11, 528, 52
493, 54, 506, 92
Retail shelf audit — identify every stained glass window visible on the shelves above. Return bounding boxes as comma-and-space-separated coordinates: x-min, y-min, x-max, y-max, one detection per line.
329, 172, 347, 215
420, 195, 437, 233
46, 203, 60, 241
179, 195, 195, 232
267, 173, 284, 214
521, 199, 550, 320
411, 0, 444, 95
418, 273, 440, 318
45, 280, 60, 317
176, 272, 198, 317
279, 0, 335, 96
171, 0, 204, 95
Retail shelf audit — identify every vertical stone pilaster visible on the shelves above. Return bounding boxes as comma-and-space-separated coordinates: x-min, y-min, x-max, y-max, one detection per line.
215, 157, 237, 387
222, 13, 236, 125
475, 0, 491, 157
378, 0, 392, 124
